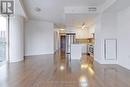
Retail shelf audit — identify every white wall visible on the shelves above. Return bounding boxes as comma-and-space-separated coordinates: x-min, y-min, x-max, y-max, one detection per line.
10, 15, 24, 62
15, 0, 26, 17
101, 13, 117, 39
94, 5, 130, 70
95, 12, 118, 64
95, 15, 102, 63
25, 20, 54, 56
117, 7, 130, 69
95, 6, 130, 69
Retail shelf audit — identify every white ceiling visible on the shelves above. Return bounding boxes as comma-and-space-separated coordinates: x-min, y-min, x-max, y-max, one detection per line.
104, 0, 130, 13
65, 14, 97, 27
22, 0, 108, 28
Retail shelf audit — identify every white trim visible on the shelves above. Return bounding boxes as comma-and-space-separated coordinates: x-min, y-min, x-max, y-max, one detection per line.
25, 53, 54, 57
98, 0, 117, 13
118, 63, 130, 70
95, 58, 117, 64
9, 58, 24, 63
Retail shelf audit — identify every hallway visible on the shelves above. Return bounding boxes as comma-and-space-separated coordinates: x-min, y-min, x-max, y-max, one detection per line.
0, 52, 130, 87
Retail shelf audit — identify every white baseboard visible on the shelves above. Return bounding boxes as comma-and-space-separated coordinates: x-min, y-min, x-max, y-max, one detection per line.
118, 63, 130, 70
25, 53, 54, 57
9, 58, 24, 63
25, 52, 54, 56
95, 58, 117, 64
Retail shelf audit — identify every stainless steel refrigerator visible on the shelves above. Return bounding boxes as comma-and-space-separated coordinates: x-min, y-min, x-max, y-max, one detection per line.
65, 33, 75, 54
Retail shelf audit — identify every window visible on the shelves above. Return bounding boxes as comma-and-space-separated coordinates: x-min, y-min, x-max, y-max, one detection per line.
0, 15, 7, 62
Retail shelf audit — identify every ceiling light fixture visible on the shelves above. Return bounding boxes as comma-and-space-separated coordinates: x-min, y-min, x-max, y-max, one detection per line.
82, 23, 86, 29
60, 29, 65, 31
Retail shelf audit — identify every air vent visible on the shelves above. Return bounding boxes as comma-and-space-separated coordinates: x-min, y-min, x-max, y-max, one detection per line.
88, 7, 97, 11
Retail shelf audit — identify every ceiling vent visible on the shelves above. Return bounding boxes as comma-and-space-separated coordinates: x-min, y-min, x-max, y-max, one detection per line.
88, 7, 97, 11
64, 6, 98, 14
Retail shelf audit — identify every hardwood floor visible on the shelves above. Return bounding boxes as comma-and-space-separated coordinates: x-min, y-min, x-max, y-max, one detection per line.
0, 52, 130, 87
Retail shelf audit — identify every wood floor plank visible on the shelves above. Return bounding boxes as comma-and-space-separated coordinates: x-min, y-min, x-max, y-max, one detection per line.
0, 52, 130, 87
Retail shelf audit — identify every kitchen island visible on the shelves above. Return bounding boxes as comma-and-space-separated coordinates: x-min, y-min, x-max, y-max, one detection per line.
71, 44, 87, 60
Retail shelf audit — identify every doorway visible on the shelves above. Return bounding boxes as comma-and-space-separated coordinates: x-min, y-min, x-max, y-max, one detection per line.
60, 35, 66, 52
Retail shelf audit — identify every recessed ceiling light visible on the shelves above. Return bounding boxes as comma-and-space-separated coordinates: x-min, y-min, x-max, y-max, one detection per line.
35, 7, 41, 12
